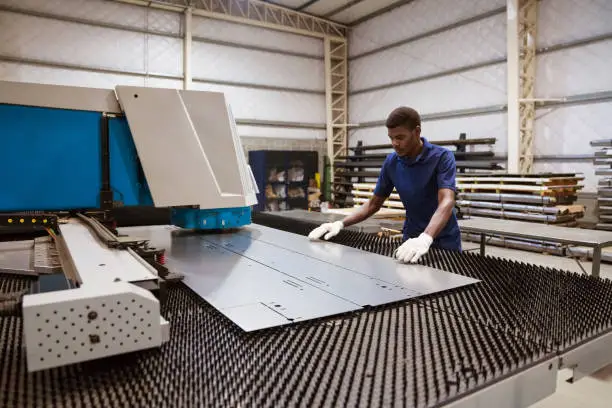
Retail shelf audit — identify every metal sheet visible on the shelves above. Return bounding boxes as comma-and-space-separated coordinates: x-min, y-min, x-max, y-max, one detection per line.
236, 225, 479, 295
120, 225, 479, 332
163, 234, 359, 316
220, 303, 291, 332
123, 227, 360, 331
201, 232, 420, 306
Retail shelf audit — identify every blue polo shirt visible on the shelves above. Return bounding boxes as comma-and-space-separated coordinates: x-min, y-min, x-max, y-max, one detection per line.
373, 137, 461, 251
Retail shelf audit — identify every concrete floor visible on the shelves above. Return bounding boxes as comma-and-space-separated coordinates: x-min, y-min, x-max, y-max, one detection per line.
460, 240, 612, 407
530, 366, 612, 408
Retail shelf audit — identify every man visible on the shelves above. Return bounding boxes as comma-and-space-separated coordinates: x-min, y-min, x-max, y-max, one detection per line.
308, 106, 461, 263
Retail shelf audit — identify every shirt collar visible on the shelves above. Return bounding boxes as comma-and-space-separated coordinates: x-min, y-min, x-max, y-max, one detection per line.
399, 137, 430, 165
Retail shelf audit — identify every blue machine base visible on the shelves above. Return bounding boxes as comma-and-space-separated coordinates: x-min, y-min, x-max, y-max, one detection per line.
171, 207, 252, 230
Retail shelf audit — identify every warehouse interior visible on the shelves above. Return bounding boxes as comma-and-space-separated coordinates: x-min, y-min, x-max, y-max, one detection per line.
1, 0, 612, 406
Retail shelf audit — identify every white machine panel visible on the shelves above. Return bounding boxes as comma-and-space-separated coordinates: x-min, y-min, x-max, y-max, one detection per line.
19, 219, 170, 372
0, 80, 121, 113
59, 220, 159, 286
115, 86, 257, 209
22, 281, 167, 372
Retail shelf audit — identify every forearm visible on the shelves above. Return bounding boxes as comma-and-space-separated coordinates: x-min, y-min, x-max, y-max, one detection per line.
424, 198, 454, 238
342, 198, 381, 227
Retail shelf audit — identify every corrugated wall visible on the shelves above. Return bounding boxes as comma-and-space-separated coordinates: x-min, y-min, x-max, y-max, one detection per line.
533, 0, 612, 191
347, 0, 612, 191
348, 0, 508, 153
0, 0, 327, 153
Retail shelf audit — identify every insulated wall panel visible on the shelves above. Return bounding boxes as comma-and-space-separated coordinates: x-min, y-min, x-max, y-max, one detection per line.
349, 63, 506, 124
0, 12, 148, 74
191, 17, 323, 57
0, 2, 182, 90
190, 82, 325, 125
237, 126, 325, 140
348, 0, 506, 57
191, 42, 323, 91
147, 35, 183, 78
537, 0, 612, 48
304, 0, 360, 16
329, 0, 404, 24
189, 14, 325, 141
348, 0, 508, 155
534, 102, 612, 192
0, 61, 156, 89
535, 102, 612, 156
142, 77, 183, 89
537, 40, 612, 97
0, 0, 180, 34
350, 13, 506, 92
533, 0, 612, 184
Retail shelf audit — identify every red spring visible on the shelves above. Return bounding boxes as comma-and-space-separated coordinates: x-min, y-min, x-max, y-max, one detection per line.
157, 252, 166, 265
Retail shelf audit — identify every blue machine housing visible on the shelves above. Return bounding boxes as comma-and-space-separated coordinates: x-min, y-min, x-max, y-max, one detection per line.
0, 103, 251, 230
171, 207, 251, 230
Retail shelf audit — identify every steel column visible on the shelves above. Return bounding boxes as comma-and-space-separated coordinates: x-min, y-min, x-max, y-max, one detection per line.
183, 7, 192, 90
518, 0, 538, 174
507, 0, 520, 173
508, 0, 538, 174
324, 37, 348, 201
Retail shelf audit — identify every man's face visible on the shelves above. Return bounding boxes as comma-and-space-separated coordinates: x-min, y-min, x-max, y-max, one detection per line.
388, 125, 420, 157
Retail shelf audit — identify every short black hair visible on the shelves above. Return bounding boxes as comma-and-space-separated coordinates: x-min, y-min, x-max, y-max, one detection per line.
385, 106, 421, 130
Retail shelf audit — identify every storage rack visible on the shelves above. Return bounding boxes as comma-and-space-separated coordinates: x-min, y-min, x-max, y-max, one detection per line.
456, 172, 589, 259
249, 150, 318, 212
332, 134, 502, 208
591, 139, 612, 231
456, 173, 585, 225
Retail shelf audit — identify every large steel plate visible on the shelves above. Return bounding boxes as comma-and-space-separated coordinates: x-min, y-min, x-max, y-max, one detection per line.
234, 224, 479, 295
159, 233, 361, 330
120, 225, 479, 332
201, 232, 420, 306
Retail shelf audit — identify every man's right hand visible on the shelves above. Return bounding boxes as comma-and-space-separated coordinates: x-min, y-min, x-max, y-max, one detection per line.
308, 221, 344, 241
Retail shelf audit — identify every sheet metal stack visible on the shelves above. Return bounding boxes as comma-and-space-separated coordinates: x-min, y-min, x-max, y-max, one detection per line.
332, 134, 502, 209
456, 173, 586, 225
456, 173, 586, 255
591, 139, 612, 231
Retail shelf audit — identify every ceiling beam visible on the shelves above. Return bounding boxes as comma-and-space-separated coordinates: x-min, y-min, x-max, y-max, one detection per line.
296, 0, 323, 11
348, 0, 415, 26
324, 0, 367, 18
111, 0, 346, 39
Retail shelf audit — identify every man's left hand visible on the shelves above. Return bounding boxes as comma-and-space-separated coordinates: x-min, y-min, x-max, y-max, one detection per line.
394, 233, 433, 263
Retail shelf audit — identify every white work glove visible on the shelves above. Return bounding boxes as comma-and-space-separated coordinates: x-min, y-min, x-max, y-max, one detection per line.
394, 233, 433, 263
308, 221, 344, 241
